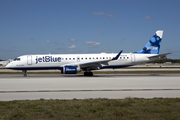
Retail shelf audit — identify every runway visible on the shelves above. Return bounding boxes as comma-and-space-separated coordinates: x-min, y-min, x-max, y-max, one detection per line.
0, 68, 180, 72
0, 74, 180, 101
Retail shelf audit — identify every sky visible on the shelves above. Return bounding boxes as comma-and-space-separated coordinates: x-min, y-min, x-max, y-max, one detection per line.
0, 0, 180, 60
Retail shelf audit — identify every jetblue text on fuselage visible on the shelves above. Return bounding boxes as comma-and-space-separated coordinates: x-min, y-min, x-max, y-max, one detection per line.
36, 56, 61, 64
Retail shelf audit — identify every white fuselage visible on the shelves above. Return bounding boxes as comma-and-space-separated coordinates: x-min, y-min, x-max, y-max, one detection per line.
6, 53, 157, 71
5, 30, 166, 76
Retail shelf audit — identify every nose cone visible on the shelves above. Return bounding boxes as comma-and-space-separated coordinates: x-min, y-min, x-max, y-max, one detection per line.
5, 63, 11, 69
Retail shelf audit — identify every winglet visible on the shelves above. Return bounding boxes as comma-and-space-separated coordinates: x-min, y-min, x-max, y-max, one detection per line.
112, 50, 123, 60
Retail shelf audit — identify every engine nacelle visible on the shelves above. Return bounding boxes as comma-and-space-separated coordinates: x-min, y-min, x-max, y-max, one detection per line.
61, 66, 81, 74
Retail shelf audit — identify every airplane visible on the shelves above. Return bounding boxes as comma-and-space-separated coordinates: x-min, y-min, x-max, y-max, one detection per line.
5, 30, 171, 76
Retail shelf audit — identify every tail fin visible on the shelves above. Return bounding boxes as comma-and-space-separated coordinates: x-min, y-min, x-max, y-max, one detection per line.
134, 30, 163, 54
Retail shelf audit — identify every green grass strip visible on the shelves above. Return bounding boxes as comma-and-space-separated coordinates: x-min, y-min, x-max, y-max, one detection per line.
0, 98, 180, 120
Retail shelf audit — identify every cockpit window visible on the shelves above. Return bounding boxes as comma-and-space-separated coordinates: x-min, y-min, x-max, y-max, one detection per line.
14, 58, 21, 61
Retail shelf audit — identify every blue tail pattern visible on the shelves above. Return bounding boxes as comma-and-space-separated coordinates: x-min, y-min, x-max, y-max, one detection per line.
134, 30, 163, 54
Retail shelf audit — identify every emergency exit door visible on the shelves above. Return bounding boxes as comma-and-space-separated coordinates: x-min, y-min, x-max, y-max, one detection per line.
131, 53, 135, 63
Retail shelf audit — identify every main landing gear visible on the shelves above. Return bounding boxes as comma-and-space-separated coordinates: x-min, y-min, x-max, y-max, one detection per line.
22, 70, 27, 77
84, 72, 93, 76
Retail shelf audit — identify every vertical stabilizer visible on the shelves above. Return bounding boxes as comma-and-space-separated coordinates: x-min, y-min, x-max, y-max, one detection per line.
134, 30, 163, 54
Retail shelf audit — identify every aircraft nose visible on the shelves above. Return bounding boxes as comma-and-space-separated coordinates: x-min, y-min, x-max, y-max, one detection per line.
5, 63, 11, 69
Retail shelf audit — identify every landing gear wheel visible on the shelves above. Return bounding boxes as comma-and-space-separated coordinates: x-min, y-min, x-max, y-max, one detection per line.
84, 72, 93, 76
89, 72, 93, 76
84, 72, 87, 76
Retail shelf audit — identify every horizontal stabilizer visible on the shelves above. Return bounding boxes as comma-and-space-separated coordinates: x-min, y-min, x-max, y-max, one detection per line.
147, 53, 172, 59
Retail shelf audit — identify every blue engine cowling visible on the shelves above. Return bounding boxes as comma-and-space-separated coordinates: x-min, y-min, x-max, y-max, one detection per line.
61, 66, 81, 74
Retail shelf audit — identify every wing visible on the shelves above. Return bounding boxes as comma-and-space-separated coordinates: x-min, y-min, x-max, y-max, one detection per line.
63, 50, 123, 70
79, 50, 123, 70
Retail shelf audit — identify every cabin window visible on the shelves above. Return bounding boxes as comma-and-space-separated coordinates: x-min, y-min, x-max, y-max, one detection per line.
85, 58, 87, 60
69, 58, 71, 60
81, 58, 83, 60
66, 58, 67, 60
96, 57, 98, 59
109, 57, 111, 59
120, 57, 121, 59
127, 57, 129, 59
124, 57, 125, 59
100, 57, 102, 59
93, 57, 95, 59
89, 58, 91, 59
106, 57, 108, 59
73, 58, 75, 60
62, 58, 64, 60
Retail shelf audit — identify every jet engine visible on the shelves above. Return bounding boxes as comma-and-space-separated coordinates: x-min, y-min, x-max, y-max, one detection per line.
61, 66, 81, 74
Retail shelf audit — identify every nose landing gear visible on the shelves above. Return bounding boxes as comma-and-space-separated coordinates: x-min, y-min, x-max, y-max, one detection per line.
22, 70, 27, 77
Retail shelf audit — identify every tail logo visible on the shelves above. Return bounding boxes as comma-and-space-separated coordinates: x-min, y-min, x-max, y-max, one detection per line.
147, 46, 158, 51
134, 30, 163, 54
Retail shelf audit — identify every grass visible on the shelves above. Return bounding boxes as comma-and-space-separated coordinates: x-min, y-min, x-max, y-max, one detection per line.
0, 98, 180, 120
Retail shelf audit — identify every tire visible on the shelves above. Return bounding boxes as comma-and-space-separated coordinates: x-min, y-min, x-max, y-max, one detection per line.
84, 72, 93, 76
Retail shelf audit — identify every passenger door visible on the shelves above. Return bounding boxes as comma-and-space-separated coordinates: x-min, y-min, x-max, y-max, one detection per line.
27, 56, 32, 65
